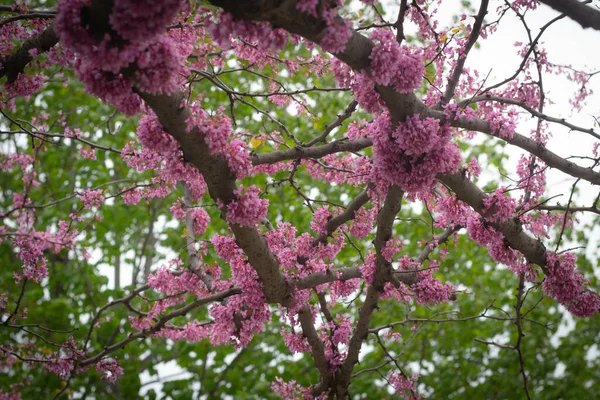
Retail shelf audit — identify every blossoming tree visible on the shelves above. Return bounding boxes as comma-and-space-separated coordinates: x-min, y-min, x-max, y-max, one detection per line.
1, 0, 600, 398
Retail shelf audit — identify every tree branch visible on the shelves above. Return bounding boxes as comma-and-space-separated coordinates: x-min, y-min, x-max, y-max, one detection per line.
539, 0, 600, 31
0, 24, 58, 82
138, 90, 292, 305
335, 186, 404, 397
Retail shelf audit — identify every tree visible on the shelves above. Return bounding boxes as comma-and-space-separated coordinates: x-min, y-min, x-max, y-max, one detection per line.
1, 0, 600, 398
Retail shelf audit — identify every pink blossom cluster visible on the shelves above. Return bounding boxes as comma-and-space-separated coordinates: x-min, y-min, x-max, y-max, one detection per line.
281, 327, 311, 353
466, 217, 517, 265
369, 29, 424, 93
79, 189, 105, 209
311, 206, 332, 236
304, 154, 370, 187
482, 187, 516, 223
212, 233, 243, 263
332, 30, 424, 113
186, 102, 252, 179
370, 112, 462, 193
350, 207, 376, 239
0, 152, 39, 189
95, 358, 124, 383
135, 36, 188, 95
42, 337, 85, 381
55, 0, 189, 115
382, 238, 403, 262
411, 270, 454, 306
137, 110, 179, 156
320, 8, 353, 54
123, 110, 209, 202
191, 208, 210, 236
209, 289, 271, 348
433, 194, 471, 228
154, 320, 211, 343
270, 377, 312, 399
148, 266, 213, 297
109, 0, 183, 44
207, 12, 288, 52
13, 235, 49, 283
317, 315, 352, 369
387, 371, 421, 399
359, 252, 377, 285
543, 252, 600, 317
0, 10, 52, 101
226, 186, 269, 228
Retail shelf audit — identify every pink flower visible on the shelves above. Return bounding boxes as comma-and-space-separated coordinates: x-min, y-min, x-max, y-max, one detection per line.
543, 252, 584, 305
387, 371, 420, 399
110, 0, 183, 44
567, 292, 600, 317
226, 186, 269, 228
96, 358, 124, 383
482, 187, 516, 223
79, 189, 105, 209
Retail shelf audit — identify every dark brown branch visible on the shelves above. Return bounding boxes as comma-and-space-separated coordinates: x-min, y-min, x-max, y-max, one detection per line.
539, 0, 600, 31
439, 172, 547, 267
252, 138, 372, 166
335, 186, 404, 397
298, 306, 333, 393
138, 90, 292, 305
0, 12, 55, 28
0, 24, 58, 83
425, 108, 600, 186
394, 0, 409, 45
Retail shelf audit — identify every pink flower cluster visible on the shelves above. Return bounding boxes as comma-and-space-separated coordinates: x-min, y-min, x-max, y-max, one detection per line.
370, 112, 462, 193
482, 187, 516, 223
369, 29, 424, 93
207, 12, 288, 52
411, 270, 454, 306
270, 377, 310, 399
387, 371, 421, 399
311, 206, 332, 236
13, 236, 49, 283
79, 189, 105, 209
110, 0, 183, 44
466, 217, 517, 265
350, 207, 376, 239
55, 0, 188, 115
148, 266, 212, 297
320, 9, 353, 54
226, 186, 269, 228
543, 252, 600, 317
95, 358, 124, 383
191, 208, 210, 236
187, 102, 252, 179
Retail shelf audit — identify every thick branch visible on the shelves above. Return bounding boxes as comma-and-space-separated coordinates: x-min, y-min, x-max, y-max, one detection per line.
0, 24, 58, 83
298, 306, 332, 390
539, 0, 600, 31
425, 108, 600, 186
138, 90, 292, 305
439, 172, 547, 267
335, 186, 404, 397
